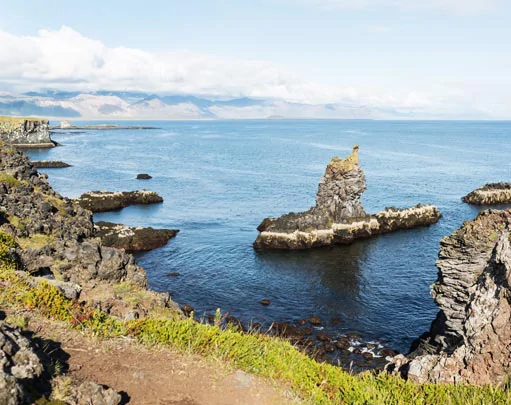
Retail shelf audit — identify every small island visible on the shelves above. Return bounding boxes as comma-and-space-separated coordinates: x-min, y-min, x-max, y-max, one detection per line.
463, 183, 511, 205
75, 190, 164, 213
254, 146, 441, 249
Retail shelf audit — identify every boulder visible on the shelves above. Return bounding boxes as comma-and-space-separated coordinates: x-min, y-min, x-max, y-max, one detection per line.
136, 173, 152, 180
463, 183, 511, 205
0, 117, 55, 148
76, 190, 163, 213
387, 209, 511, 385
254, 146, 441, 249
94, 221, 178, 251
0, 320, 43, 405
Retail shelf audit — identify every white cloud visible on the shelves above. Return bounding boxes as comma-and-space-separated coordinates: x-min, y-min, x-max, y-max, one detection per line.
290, 0, 500, 14
0, 26, 340, 104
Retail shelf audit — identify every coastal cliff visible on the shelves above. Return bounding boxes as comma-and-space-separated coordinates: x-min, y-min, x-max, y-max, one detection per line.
388, 209, 511, 385
254, 146, 441, 249
0, 117, 55, 148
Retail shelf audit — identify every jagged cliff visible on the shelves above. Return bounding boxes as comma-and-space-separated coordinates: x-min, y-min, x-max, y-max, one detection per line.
254, 146, 441, 249
0, 117, 54, 148
387, 209, 511, 385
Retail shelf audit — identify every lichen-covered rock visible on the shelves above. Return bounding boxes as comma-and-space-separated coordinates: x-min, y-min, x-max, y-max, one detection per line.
0, 320, 43, 405
0, 117, 54, 148
76, 190, 163, 213
463, 183, 511, 205
254, 146, 441, 249
60, 381, 122, 405
387, 209, 511, 385
95, 221, 178, 251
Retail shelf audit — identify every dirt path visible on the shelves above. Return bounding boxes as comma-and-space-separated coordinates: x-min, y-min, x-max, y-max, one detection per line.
33, 319, 302, 405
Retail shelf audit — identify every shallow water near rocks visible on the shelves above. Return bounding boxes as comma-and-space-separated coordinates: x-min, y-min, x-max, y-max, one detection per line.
27, 119, 511, 358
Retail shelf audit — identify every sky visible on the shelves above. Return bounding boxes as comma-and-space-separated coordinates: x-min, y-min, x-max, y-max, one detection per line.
0, 0, 510, 118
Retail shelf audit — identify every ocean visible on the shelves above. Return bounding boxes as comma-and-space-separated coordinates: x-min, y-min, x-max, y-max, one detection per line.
26, 119, 511, 354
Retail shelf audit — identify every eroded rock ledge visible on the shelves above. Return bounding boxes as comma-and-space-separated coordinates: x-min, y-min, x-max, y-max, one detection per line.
76, 190, 164, 213
31, 160, 71, 168
387, 209, 511, 386
0, 117, 55, 148
254, 146, 441, 249
463, 183, 511, 205
94, 221, 179, 251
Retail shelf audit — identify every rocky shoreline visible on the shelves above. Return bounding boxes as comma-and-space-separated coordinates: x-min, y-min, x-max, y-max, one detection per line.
31, 160, 71, 168
254, 146, 441, 249
463, 182, 511, 205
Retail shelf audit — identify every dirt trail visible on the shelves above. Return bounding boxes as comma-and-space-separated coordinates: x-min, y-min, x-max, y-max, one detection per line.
33, 319, 301, 405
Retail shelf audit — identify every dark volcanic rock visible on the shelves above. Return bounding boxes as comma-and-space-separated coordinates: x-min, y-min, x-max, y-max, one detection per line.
0, 320, 43, 405
94, 221, 178, 251
254, 146, 441, 249
387, 209, 511, 385
76, 190, 164, 213
463, 182, 511, 205
136, 173, 152, 179
31, 160, 71, 168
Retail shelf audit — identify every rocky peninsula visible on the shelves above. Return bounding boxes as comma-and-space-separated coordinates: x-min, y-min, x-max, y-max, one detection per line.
463, 183, 511, 205
0, 117, 55, 148
76, 190, 164, 212
254, 146, 441, 249
94, 221, 178, 251
387, 209, 511, 385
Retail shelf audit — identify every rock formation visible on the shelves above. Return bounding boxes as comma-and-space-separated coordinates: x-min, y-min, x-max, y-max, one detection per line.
136, 173, 152, 179
254, 146, 441, 249
94, 221, 178, 251
31, 160, 71, 168
463, 183, 511, 205
0, 117, 55, 148
76, 190, 163, 213
387, 209, 511, 385
0, 146, 178, 319
0, 320, 43, 404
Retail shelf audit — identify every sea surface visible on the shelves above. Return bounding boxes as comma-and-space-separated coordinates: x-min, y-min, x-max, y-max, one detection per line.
26, 120, 511, 354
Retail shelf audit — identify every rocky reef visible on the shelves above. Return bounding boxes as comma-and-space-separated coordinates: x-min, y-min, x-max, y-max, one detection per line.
463, 183, 511, 205
387, 209, 511, 385
254, 146, 441, 249
76, 190, 164, 213
95, 221, 178, 251
0, 117, 55, 148
31, 160, 71, 168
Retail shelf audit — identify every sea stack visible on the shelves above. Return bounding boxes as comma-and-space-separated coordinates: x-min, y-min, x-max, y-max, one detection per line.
0, 116, 55, 148
387, 209, 511, 386
254, 146, 441, 249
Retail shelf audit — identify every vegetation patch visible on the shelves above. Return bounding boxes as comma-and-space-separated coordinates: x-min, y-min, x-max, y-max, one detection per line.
0, 231, 510, 404
0, 173, 20, 187
18, 234, 55, 250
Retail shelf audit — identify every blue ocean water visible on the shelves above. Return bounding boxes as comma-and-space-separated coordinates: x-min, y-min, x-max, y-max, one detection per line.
26, 120, 511, 353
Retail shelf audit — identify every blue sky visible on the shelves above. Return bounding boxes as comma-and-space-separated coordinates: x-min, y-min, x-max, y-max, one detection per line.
1, 0, 510, 118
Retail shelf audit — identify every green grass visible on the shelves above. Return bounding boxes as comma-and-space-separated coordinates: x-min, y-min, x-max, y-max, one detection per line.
0, 232, 510, 405
0, 173, 20, 187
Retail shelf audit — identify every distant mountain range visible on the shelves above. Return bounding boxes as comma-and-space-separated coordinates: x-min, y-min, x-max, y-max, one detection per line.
0, 90, 376, 120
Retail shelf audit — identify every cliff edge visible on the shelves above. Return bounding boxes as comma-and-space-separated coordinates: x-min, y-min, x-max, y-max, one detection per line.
0, 117, 55, 148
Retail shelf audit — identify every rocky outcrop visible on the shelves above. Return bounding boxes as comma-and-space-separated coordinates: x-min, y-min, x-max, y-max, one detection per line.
254, 146, 441, 249
76, 190, 163, 213
136, 173, 152, 179
32, 160, 71, 168
387, 210, 511, 385
94, 221, 178, 251
0, 320, 43, 405
0, 146, 182, 320
463, 183, 511, 205
0, 117, 55, 148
